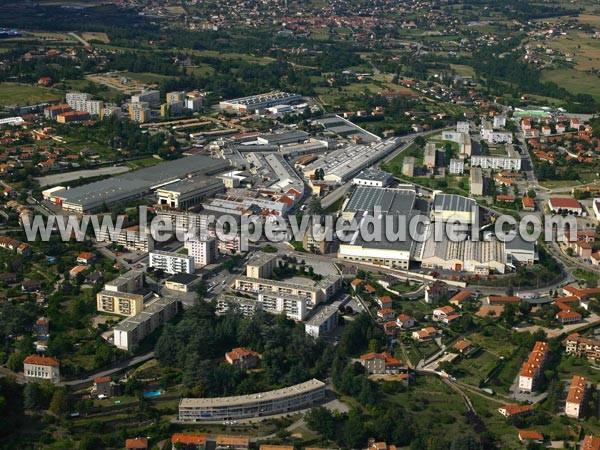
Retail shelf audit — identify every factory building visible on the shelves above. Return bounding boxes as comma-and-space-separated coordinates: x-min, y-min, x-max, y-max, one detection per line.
219, 91, 302, 114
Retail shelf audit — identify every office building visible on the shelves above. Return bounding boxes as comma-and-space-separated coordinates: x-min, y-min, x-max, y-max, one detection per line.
184, 235, 217, 266
113, 297, 179, 351
178, 379, 325, 421
23, 355, 60, 384
149, 250, 195, 274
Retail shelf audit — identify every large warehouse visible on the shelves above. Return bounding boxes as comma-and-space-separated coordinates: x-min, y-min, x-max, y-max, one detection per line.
218, 91, 302, 113
55, 155, 229, 213
178, 379, 326, 421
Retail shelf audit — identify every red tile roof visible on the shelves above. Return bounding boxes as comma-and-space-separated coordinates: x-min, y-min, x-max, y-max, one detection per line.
24, 355, 59, 366
171, 433, 207, 445
125, 438, 148, 449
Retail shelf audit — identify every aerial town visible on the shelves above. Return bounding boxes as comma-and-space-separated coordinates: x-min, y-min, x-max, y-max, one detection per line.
2, 0, 600, 449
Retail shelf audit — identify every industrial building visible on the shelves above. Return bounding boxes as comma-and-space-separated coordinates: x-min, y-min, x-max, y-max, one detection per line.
352, 168, 393, 187
219, 91, 302, 114
431, 193, 476, 224
178, 379, 326, 421
113, 297, 179, 351
312, 115, 380, 144
55, 154, 229, 213
155, 176, 225, 210
303, 138, 401, 183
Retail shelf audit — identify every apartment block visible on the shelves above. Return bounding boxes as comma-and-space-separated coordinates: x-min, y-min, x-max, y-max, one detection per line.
565, 375, 588, 419
184, 235, 217, 266
149, 250, 195, 274
518, 341, 548, 392
105, 271, 144, 294
113, 297, 179, 351
96, 290, 144, 317
246, 253, 277, 278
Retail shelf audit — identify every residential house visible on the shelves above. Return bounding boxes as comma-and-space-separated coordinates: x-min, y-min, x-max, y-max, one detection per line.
93, 376, 112, 397
412, 327, 437, 341
453, 339, 475, 355
449, 290, 472, 307
518, 430, 543, 445
582, 435, 600, 450
225, 348, 260, 370
498, 403, 533, 418
126, 438, 149, 450
360, 352, 407, 375
77, 251, 95, 265
564, 333, 600, 362
424, 281, 448, 304
396, 314, 416, 329
21, 279, 41, 292
171, 433, 207, 450
377, 308, 396, 322
215, 435, 250, 450
375, 295, 393, 310
350, 279, 363, 291
433, 306, 456, 322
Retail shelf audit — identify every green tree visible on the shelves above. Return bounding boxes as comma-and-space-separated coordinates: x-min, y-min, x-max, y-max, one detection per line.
49, 388, 69, 416
23, 382, 44, 410
6, 352, 24, 372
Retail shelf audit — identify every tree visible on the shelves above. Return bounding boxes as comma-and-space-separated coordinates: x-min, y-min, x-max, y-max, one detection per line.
23, 382, 44, 410
305, 406, 336, 440
6, 352, 24, 372
414, 136, 426, 148
49, 388, 69, 416
450, 435, 483, 450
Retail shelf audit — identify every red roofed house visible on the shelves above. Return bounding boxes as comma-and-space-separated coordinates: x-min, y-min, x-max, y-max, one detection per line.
433, 305, 455, 322
412, 327, 437, 341
498, 403, 533, 417
396, 314, 416, 329
453, 339, 475, 355
365, 284, 376, 295
171, 433, 207, 449
582, 435, 600, 450
548, 197, 583, 215
225, 348, 260, 370
77, 251, 95, 265
93, 375, 112, 397
377, 308, 396, 322
360, 352, 407, 375
556, 309, 582, 325
375, 295, 393, 309
23, 355, 60, 383
126, 438, 148, 450
518, 430, 543, 444
449, 290, 472, 307
522, 196, 535, 211
350, 278, 363, 291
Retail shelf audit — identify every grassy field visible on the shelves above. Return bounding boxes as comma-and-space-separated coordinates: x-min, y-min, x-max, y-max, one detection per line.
541, 68, 600, 99
453, 349, 500, 387
81, 32, 110, 44
450, 64, 476, 77
0, 82, 63, 106
127, 157, 161, 170
544, 31, 600, 71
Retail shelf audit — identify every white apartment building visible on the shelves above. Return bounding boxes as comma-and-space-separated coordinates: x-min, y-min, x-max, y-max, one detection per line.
449, 158, 464, 175
66, 92, 103, 116
113, 297, 179, 351
184, 235, 217, 266
131, 90, 160, 107
480, 120, 513, 144
149, 250, 195, 274
23, 355, 60, 384
304, 301, 341, 337
258, 292, 308, 321
471, 147, 521, 171
565, 375, 588, 419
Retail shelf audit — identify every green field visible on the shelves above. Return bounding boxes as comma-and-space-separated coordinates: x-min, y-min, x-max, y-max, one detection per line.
0, 82, 63, 106
541, 68, 600, 100
126, 157, 161, 169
